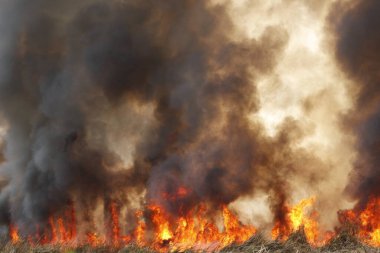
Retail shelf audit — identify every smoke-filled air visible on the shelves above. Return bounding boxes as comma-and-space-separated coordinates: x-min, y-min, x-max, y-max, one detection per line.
0, 0, 379, 251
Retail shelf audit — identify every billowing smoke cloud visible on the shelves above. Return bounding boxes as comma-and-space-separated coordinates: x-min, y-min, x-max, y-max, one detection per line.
0, 0, 298, 234
331, 0, 380, 208
0, 0, 358, 239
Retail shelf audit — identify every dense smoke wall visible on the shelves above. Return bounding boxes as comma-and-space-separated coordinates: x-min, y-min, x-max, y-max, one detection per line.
0, 0, 299, 234
0, 0, 358, 237
332, 0, 380, 208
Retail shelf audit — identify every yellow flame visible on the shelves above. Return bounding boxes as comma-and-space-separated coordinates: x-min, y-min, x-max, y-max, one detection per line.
289, 197, 316, 230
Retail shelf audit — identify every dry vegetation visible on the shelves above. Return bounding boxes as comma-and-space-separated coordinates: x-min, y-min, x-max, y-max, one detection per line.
1, 231, 380, 253
221, 231, 379, 253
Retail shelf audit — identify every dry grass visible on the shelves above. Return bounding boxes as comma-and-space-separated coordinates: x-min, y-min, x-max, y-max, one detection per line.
1, 231, 379, 253
0, 242, 154, 253
221, 230, 379, 253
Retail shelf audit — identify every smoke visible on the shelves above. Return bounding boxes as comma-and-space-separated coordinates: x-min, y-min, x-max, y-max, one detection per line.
0, 0, 289, 233
228, 0, 355, 229
0, 0, 360, 238
331, 0, 380, 208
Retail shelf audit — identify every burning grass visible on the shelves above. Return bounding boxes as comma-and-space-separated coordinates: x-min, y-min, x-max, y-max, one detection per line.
7, 201, 257, 252
7, 195, 380, 252
1, 230, 378, 253
221, 231, 376, 253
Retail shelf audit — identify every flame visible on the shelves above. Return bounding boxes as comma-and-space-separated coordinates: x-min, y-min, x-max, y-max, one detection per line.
222, 205, 256, 245
134, 210, 146, 246
9, 224, 20, 244
161, 186, 191, 201
146, 203, 256, 251
46, 207, 77, 245
149, 204, 173, 245
110, 201, 120, 245
18, 196, 380, 250
49, 216, 57, 243
176, 187, 189, 198
86, 232, 105, 247
369, 229, 380, 247
271, 196, 332, 246
57, 218, 67, 242
15, 196, 378, 250
289, 197, 316, 229
68, 202, 76, 241
339, 197, 380, 247
359, 197, 380, 247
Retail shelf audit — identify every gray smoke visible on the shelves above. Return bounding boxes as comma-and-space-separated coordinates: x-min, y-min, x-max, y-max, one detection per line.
0, 0, 330, 237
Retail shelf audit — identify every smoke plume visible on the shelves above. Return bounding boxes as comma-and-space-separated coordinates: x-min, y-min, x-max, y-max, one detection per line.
0, 0, 294, 234
331, 0, 380, 207
0, 0, 363, 240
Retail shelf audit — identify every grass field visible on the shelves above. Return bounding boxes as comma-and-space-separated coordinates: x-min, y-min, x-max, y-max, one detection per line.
1, 231, 379, 253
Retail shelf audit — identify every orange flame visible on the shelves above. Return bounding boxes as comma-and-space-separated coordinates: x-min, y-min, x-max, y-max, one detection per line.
9, 224, 20, 244
11, 195, 380, 249
110, 201, 120, 245
68, 202, 76, 240
271, 196, 332, 246
86, 232, 105, 247
134, 210, 146, 246
7, 197, 256, 250
149, 204, 173, 246
161, 186, 191, 201
57, 218, 67, 242
49, 216, 57, 243
339, 197, 380, 247
146, 203, 256, 251
222, 205, 256, 246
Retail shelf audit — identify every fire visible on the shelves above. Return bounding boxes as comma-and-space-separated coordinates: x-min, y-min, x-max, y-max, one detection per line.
149, 204, 173, 245
146, 203, 257, 251
9, 224, 19, 244
134, 210, 146, 246
369, 229, 380, 246
21, 195, 380, 250
161, 186, 191, 201
289, 197, 316, 229
68, 202, 77, 241
57, 218, 68, 242
339, 197, 380, 247
46, 208, 77, 244
271, 196, 331, 246
4, 202, 246, 251
176, 187, 189, 198
110, 201, 120, 245
9, 200, 254, 251
49, 217, 57, 243
86, 232, 105, 247
222, 205, 256, 245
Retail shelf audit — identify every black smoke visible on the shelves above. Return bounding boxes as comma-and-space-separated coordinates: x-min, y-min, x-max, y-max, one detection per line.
332, 0, 380, 207
0, 0, 303, 236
